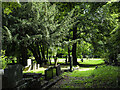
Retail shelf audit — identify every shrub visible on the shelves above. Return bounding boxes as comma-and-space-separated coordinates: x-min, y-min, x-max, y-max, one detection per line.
117, 54, 120, 62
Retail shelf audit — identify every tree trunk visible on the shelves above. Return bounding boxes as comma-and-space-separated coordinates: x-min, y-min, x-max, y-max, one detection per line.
72, 26, 77, 65
21, 45, 27, 66
47, 48, 48, 60
36, 42, 42, 64
29, 45, 42, 65
41, 45, 45, 60
68, 47, 70, 62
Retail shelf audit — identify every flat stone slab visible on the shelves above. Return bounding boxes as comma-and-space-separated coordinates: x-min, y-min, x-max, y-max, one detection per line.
23, 73, 42, 78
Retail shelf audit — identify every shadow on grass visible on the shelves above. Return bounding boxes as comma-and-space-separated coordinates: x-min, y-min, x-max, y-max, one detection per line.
77, 63, 106, 67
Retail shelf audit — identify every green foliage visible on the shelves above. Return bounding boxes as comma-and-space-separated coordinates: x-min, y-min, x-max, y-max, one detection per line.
2, 2, 120, 66
2, 2, 76, 65
2, 2, 21, 15
1, 50, 13, 69
117, 54, 120, 62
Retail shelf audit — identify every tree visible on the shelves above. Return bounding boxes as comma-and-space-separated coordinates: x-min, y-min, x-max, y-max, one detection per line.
2, 2, 76, 66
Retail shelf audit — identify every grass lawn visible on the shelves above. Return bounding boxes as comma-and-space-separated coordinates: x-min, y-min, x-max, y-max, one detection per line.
51, 58, 104, 65
23, 58, 105, 75
59, 65, 120, 88
78, 59, 105, 65
23, 67, 46, 74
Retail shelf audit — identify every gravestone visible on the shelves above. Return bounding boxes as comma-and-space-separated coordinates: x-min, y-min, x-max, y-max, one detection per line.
34, 63, 36, 70
31, 59, 34, 70
38, 64, 40, 69
33, 62, 37, 70
53, 67, 56, 77
25, 59, 32, 71
27, 59, 31, 66
2, 64, 23, 88
55, 64, 61, 76
45, 67, 53, 80
45, 65, 61, 80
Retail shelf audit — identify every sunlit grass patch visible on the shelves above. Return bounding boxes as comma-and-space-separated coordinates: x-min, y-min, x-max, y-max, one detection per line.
23, 68, 45, 74
61, 65, 119, 88
70, 69, 94, 77
78, 59, 105, 65
62, 68, 94, 77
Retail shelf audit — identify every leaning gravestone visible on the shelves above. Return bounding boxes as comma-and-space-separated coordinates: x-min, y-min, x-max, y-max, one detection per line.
2, 64, 23, 88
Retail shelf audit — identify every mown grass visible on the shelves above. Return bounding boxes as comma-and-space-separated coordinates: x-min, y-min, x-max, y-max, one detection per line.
51, 58, 104, 65
61, 65, 120, 88
78, 59, 105, 65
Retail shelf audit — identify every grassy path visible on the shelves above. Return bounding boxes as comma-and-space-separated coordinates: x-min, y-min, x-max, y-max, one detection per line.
50, 65, 119, 89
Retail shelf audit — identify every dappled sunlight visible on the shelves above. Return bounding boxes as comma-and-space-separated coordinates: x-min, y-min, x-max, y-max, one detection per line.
78, 68, 95, 71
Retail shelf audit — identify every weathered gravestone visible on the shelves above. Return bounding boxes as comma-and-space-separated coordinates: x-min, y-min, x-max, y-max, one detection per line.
24, 59, 32, 71
2, 64, 23, 88
45, 67, 53, 80
53, 67, 56, 77
45, 65, 61, 81
27, 59, 31, 66
38, 64, 40, 69
33, 63, 37, 70
55, 64, 61, 76
31, 59, 34, 70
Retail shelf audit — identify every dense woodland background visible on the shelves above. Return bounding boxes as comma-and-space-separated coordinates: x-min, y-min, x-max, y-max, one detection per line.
1, 2, 120, 68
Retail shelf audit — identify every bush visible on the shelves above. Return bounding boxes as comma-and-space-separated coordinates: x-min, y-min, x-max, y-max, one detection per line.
117, 54, 120, 62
